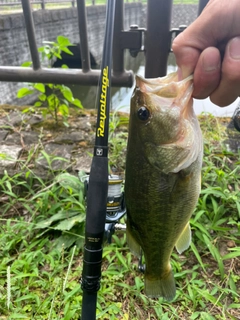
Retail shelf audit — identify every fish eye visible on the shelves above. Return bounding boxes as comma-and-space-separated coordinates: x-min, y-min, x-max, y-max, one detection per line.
137, 106, 150, 121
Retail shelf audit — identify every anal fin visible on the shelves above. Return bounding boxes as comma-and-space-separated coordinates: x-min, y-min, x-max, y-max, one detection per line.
175, 222, 191, 254
126, 227, 141, 258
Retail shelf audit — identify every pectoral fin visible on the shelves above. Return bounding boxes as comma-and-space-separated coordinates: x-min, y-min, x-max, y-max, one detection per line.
175, 222, 191, 254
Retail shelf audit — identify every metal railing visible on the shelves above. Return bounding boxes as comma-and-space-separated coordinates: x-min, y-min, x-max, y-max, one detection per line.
0, 0, 209, 85
0, 0, 140, 9
1, 0, 76, 8
0, 0, 135, 86
0, 0, 201, 10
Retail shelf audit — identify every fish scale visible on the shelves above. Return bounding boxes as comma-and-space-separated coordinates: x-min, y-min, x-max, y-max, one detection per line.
125, 72, 203, 301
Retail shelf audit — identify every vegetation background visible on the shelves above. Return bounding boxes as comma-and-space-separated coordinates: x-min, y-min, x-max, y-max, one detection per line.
0, 110, 239, 319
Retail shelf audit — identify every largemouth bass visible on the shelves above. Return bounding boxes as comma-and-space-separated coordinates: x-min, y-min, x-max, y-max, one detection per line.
125, 72, 203, 301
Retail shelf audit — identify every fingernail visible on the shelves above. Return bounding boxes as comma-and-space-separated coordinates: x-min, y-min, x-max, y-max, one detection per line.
203, 54, 220, 72
177, 68, 182, 81
229, 37, 240, 60
178, 66, 192, 79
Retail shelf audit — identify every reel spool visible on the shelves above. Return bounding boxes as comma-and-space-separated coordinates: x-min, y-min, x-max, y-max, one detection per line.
106, 175, 126, 222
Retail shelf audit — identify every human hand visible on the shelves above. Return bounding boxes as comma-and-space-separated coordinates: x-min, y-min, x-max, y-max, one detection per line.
172, 0, 240, 107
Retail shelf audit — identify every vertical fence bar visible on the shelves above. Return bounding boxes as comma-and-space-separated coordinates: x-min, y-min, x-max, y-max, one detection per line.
41, 0, 45, 9
112, 0, 124, 76
145, 0, 173, 78
21, 0, 41, 70
198, 0, 209, 15
76, 0, 91, 72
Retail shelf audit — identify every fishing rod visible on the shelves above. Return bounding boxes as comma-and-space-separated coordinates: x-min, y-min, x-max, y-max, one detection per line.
80, 0, 116, 319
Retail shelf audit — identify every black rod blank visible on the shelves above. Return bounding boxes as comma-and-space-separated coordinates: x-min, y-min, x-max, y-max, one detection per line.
80, 0, 116, 319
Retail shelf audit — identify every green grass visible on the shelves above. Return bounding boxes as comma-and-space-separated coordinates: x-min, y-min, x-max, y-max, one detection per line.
0, 112, 239, 319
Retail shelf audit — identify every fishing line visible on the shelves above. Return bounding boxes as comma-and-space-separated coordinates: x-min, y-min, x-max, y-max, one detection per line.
94, 67, 101, 110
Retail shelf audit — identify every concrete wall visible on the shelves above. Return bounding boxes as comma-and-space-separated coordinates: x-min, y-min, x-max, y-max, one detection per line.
0, 3, 198, 105
140, 4, 198, 29
172, 4, 198, 27
0, 3, 143, 105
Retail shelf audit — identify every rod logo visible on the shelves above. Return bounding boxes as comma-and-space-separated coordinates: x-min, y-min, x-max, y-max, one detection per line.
97, 66, 109, 137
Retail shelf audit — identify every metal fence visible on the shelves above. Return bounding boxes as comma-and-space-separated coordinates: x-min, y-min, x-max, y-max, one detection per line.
1, 0, 75, 9
0, 0, 141, 9
0, 0, 199, 10
0, 0, 137, 86
0, 0, 208, 86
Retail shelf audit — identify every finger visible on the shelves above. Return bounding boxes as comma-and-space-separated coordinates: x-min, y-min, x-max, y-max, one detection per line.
172, 4, 219, 78
192, 47, 221, 99
172, 32, 201, 78
172, 0, 240, 78
210, 37, 240, 107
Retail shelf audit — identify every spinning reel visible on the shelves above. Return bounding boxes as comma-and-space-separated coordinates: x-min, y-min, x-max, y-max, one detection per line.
82, 174, 126, 243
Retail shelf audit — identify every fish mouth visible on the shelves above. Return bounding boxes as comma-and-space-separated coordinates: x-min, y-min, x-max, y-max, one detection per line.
136, 73, 194, 114
136, 72, 193, 88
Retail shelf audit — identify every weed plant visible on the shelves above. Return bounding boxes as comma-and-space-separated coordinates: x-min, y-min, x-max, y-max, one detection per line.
17, 36, 82, 127
108, 109, 129, 175
0, 113, 239, 319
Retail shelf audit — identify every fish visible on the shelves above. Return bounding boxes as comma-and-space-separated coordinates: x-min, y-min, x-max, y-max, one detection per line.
124, 72, 203, 301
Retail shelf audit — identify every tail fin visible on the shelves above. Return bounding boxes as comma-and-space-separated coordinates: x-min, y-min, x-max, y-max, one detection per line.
144, 268, 176, 301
